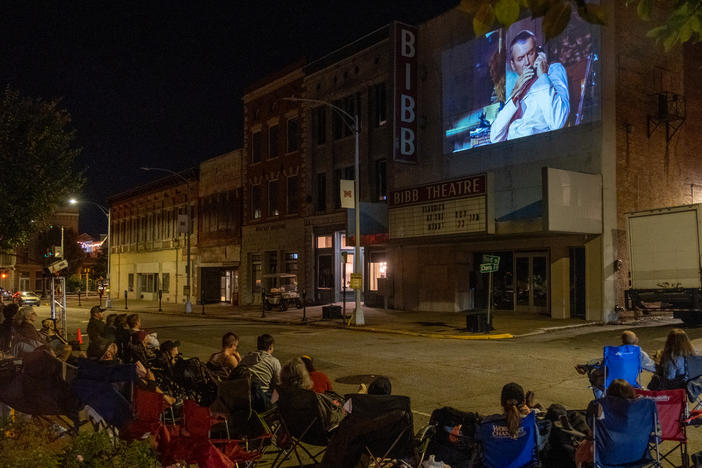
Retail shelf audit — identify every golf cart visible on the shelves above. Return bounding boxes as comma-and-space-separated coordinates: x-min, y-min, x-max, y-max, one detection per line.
262, 273, 303, 311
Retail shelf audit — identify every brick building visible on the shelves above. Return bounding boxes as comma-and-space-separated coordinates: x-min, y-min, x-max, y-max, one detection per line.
198, 150, 243, 304
240, 64, 306, 305
109, 170, 198, 306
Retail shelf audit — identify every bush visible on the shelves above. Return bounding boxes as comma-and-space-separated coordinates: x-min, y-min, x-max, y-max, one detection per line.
62, 430, 158, 468
0, 418, 60, 467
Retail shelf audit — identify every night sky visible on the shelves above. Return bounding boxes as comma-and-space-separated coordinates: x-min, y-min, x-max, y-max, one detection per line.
1, 1, 458, 235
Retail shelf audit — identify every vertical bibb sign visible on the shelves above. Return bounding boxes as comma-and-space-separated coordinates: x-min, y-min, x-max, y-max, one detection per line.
393, 22, 418, 163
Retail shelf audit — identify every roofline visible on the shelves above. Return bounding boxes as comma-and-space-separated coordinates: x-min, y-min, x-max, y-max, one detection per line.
107, 167, 198, 205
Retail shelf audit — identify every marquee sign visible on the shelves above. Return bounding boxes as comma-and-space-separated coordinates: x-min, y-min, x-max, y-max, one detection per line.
389, 174, 489, 239
393, 22, 418, 164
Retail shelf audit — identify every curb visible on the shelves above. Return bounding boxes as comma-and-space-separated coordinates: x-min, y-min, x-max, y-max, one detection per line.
346, 326, 514, 340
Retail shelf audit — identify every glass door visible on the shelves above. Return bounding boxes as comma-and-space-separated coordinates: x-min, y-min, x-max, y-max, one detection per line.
514, 252, 549, 314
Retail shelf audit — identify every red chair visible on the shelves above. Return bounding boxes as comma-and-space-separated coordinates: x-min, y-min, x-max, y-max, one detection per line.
635, 388, 689, 467
120, 387, 168, 441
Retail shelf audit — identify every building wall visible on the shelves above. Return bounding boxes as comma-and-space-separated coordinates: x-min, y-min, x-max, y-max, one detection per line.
240, 66, 306, 304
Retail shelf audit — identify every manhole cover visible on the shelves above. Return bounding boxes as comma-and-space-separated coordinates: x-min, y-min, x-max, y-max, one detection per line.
335, 374, 388, 385
414, 321, 449, 327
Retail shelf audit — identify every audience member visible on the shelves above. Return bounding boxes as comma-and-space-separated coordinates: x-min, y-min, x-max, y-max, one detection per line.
657, 328, 697, 388
238, 333, 281, 409
87, 305, 108, 358
301, 354, 333, 393
208, 332, 241, 377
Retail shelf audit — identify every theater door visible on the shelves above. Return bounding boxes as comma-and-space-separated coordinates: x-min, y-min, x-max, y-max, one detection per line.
514, 252, 549, 314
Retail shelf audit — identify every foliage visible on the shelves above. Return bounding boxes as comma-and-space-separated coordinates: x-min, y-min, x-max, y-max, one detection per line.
93, 248, 107, 280
458, 0, 701, 49
0, 418, 159, 468
0, 87, 84, 251
0, 418, 60, 468
67, 274, 83, 293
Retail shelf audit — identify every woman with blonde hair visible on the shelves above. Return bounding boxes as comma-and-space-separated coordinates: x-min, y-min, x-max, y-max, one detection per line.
659, 328, 697, 386
279, 356, 314, 390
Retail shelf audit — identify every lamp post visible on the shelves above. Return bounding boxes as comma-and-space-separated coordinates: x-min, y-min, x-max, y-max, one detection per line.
140, 167, 193, 314
69, 198, 112, 308
283, 97, 364, 325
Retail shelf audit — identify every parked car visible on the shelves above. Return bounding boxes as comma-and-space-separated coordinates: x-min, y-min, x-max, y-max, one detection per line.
15, 291, 40, 306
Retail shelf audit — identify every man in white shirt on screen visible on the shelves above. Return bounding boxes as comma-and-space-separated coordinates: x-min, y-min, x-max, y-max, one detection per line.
490, 30, 569, 143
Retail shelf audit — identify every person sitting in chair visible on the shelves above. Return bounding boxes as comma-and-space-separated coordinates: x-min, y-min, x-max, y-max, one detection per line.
238, 333, 281, 410
208, 332, 241, 378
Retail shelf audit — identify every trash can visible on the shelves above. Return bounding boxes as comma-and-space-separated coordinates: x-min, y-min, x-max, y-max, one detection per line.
464, 310, 489, 333
322, 305, 343, 319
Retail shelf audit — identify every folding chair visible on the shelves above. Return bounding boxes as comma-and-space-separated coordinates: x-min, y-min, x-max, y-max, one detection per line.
684, 355, 702, 409
120, 387, 168, 441
603, 345, 642, 392
635, 389, 689, 468
476, 410, 539, 468
592, 395, 661, 468
210, 376, 278, 441
271, 386, 341, 468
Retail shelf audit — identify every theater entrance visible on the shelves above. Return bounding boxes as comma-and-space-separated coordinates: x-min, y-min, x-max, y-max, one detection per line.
514, 252, 549, 314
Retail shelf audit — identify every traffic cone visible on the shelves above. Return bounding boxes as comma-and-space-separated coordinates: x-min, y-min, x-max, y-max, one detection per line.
76, 328, 83, 345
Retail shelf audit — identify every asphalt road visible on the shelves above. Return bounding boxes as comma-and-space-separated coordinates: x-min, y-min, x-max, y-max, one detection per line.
44, 306, 702, 464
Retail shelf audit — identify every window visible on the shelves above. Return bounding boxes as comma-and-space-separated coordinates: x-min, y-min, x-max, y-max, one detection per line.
376, 159, 387, 201
316, 173, 326, 212
287, 118, 298, 152
285, 252, 298, 274
371, 82, 387, 127
266, 251, 278, 274
251, 185, 262, 219
313, 107, 326, 145
333, 93, 361, 139
287, 175, 298, 214
268, 180, 280, 217
138, 273, 158, 293
268, 124, 279, 158
316, 234, 333, 248
162, 273, 170, 292
369, 260, 388, 291
251, 131, 262, 163
128, 273, 134, 292
251, 254, 262, 294
340, 251, 353, 290
334, 169, 342, 209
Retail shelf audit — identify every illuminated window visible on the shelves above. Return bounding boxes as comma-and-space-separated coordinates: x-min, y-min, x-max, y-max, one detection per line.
369, 261, 387, 291
341, 252, 354, 289
285, 252, 298, 274
316, 235, 332, 249
268, 180, 280, 217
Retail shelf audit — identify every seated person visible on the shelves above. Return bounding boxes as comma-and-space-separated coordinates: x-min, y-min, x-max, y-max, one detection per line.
652, 328, 698, 390
125, 330, 156, 364
12, 306, 45, 356
301, 354, 333, 393
238, 333, 281, 410
208, 332, 241, 378
0, 303, 19, 353
87, 305, 110, 359
154, 340, 181, 379
127, 313, 141, 334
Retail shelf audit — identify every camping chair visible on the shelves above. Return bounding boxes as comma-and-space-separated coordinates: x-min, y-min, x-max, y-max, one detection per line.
271, 386, 342, 468
603, 345, 642, 393
477, 410, 538, 468
635, 389, 689, 468
120, 387, 168, 441
684, 355, 702, 410
592, 395, 661, 468
425, 406, 480, 468
210, 376, 278, 441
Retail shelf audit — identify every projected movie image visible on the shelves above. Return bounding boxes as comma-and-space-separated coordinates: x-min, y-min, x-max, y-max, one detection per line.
442, 14, 600, 154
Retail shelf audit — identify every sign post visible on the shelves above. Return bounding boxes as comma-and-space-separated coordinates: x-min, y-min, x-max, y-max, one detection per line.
480, 255, 500, 329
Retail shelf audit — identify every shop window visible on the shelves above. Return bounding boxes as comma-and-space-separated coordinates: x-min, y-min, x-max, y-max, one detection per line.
268, 180, 280, 217
251, 254, 262, 294
316, 173, 326, 212
341, 252, 354, 289
268, 124, 280, 159
313, 107, 326, 145
287, 175, 298, 214
334, 169, 342, 209
251, 130, 262, 163
369, 260, 387, 291
316, 235, 333, 249
376, 159, 387, 201
128, 273, 134, 292
251, 185, 262, 220
287, 118, 298, 152
162, 273, 170, 293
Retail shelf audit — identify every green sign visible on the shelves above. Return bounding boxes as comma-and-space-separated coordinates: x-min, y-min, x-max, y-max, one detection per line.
482, 254, 500, 266
480, 263, 498, 273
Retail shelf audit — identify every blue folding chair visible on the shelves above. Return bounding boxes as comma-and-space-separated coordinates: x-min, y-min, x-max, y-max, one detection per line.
603, 345, 642, 392
477, 410, 538, 468
592, 395, 660, 468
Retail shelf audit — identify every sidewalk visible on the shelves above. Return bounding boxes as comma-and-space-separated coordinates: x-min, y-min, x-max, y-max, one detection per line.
63, 296, 634, 340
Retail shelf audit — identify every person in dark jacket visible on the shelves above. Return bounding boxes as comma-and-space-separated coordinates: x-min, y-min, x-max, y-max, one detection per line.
87, 305, 109, 358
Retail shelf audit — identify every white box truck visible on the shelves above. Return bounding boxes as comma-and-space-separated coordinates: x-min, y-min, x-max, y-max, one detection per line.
626, 204, 702, 326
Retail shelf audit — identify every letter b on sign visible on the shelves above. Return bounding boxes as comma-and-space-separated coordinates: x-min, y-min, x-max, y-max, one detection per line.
401, 29, 416, 58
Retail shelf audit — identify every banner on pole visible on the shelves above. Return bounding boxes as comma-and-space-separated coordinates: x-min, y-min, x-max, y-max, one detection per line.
340, 179, 355, 209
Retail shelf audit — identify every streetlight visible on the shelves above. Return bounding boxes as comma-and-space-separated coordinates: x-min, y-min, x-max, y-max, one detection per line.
140, 167, 193, 314
283, 97, 364, 325
69, 198, 112, 308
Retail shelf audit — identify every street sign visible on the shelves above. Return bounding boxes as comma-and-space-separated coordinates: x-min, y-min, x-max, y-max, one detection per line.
480, 263, 498, 273
48, 259, 69, 274
482, 254, 500, 266
350, 273, 362, 289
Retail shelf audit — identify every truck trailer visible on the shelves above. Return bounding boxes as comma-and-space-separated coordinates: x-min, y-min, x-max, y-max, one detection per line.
626, 204, 702, 326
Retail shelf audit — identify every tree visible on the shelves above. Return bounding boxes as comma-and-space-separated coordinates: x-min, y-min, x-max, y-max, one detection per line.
459, 0, 702, 50
0, 87, 84, 251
